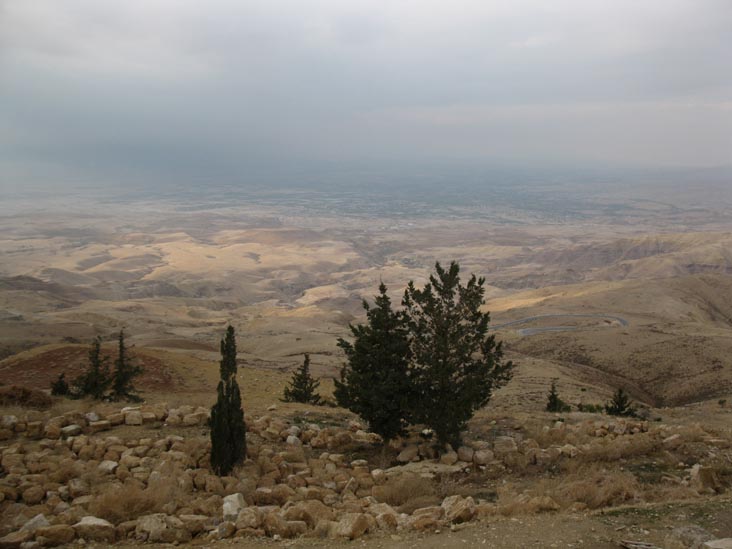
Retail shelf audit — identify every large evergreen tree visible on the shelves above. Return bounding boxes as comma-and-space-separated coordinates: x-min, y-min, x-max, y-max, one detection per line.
335, 283, 413, 443
210, 325, 246, 476
109, 330, 143, 401
402, 261, 514, 447
283, 354, 322, 404
73, 336, 111, 400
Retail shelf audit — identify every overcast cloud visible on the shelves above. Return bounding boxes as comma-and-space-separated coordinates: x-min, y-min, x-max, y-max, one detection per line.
1, 0, 730, 186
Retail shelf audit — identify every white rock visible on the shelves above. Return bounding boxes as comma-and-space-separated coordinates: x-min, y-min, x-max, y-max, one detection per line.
222, 493, 246, 521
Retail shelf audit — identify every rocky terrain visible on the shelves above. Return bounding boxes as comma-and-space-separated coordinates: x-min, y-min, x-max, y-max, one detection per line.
1, 395, 731, 548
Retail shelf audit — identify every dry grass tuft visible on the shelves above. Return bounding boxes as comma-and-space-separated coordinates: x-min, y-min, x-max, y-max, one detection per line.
0, 385, 52, 409
372, 474, 439, 513
90, 477, 182, 524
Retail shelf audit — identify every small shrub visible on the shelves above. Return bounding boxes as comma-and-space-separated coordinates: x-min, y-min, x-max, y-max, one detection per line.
577, 403, 604, 413
50, 373, 70, 396
546, 380, 571, 413
91, 477, 181, 523
0, 385, 53, 409
605, 388, 637, 417
282, 354, 322, 405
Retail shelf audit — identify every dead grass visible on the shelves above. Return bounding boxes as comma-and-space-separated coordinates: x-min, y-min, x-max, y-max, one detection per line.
90, 476, 182, 524
0, 385, 52, 409
372, 474, 439, 513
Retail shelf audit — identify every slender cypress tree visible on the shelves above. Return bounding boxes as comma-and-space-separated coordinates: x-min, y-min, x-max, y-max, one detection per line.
74, 336, 111, 399
402, 261, 514, 447
210, 325, 246, 476
109, 330, 143, 401
335, 282, 413, 443
283, 354, 322, 404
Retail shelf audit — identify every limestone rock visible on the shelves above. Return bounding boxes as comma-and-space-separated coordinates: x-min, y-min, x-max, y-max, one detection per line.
332, 513, 373, 539
73, 516, 116, 542
0, 530, 32, 549
690, 464, 723, 494
397, 445, 419, 463
34, 524, 76, 546
178, 515, 211, 536
135, 514, 191, 543
457, 446, 474, 463
22, 486, 45, 505
222, 493, 246, 521
235, 507, 262, 530
20, 514, 50, 533
441, 495, 476, 523
493, 436, 517, 455
473, 449, 494, 465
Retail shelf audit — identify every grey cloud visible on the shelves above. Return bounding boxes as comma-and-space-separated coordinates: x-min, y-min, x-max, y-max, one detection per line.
0, 0, 730, 186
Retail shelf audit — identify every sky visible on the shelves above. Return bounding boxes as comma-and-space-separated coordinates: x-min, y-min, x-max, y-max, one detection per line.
1, 0, 730, 186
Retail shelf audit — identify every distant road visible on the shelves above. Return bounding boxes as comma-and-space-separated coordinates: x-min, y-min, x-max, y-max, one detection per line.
490, 313, 629, 336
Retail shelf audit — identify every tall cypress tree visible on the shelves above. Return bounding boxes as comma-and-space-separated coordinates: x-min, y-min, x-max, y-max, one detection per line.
210, 325, 246, 476
74, 336, 111, 399
335, 282, 413, 443
109, 330, 143, 401
283, 354, 322, 404
402, 261, 514, 447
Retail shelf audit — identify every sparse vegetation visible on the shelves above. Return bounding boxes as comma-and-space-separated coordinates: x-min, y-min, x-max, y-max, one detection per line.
210, 325, 246, 476
282, 353, 322, 405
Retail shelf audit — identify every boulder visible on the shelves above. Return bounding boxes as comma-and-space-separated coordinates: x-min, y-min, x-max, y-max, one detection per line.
135, 514, 191, 543
73, 516, 116, 542
332, 513, 373, 540
217, 521, 236, 539
20, 513, 50, 533
89, 420, 111, 434
0, 530, 31, 549
60, 425, 82, 438
34, 524, 76, 546
457, 446, 474, 463
283, 499, 335, 527
473, 449, 494, 465
493, 436, 517, 455
98, 460, 119, 474
441, 495, 476, 523
397, 445, 419, 463
222, 493, 246, 521
124, 411, 143, 426
235, 508, 262, 530
22, 486, 45, 505
690, 465, 723, 494
178, 514, 211, 536
440, 450, 458, 465
705, 540, 732, 549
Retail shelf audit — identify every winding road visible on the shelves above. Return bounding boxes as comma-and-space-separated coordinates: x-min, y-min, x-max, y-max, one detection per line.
490, 313, 629, 336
